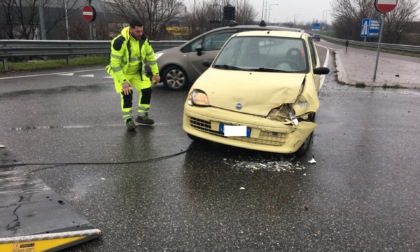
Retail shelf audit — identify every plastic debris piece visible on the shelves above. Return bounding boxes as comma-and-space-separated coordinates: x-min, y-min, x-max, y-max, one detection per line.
308, 157, 316, 164
0, 145, 5, 148
239, 187, 245, 190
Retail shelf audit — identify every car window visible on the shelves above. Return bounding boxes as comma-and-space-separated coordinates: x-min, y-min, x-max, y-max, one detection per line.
307, 38, 318, 67
202, 31, 236, 51
184, 30, 237, 53
214, 36, 308, 73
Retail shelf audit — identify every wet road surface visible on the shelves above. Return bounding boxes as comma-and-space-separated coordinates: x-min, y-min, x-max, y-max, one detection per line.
1, 57, 420, 250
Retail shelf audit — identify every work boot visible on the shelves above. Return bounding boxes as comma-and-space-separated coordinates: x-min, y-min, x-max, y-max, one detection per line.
136, 114, 155, 125
126, 119, 136, 131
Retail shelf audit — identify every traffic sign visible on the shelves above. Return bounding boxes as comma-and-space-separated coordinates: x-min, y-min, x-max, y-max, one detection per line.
82, 5, 96, 22
360, 18, 381, 37
311, 23, 320, 30
375, 0, 398, 13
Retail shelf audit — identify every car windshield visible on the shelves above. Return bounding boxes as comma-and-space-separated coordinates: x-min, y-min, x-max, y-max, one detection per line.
213, 36, 308, 73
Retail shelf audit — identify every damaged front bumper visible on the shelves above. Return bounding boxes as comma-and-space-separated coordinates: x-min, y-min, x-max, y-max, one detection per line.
183, 104, 316, 154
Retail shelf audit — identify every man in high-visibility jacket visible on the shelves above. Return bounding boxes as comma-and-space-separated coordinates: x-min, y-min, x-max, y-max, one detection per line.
106, 19, 160, 131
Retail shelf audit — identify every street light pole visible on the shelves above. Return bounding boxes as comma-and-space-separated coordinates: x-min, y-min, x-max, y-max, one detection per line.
261, 0, 266, 20
294, 14, 300, 26
64, 0, 69, 40
268, 4, 279, 24
322, 10, 329, 24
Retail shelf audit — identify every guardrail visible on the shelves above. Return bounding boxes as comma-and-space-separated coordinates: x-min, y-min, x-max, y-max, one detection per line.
318, 35, 420, 54
0, 40, 187, 71
2, 37, 420, 72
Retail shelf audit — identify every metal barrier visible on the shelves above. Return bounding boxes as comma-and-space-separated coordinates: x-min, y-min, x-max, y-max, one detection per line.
319, 35, 420, 54
2, 38, 419, 71
0, 40, 187, 71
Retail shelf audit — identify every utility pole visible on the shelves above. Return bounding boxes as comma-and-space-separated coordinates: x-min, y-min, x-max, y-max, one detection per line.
38, 0, 47, 39
64, 0, 69, 40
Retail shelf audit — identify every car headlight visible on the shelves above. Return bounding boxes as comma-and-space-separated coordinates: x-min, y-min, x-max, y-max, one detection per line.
155, 52, 163, 59
187, 89, 210, 106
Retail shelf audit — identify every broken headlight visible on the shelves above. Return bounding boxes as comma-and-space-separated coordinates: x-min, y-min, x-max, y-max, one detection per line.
267, 104, 299, 125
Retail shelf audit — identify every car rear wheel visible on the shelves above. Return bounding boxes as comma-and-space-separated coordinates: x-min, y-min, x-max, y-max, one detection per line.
162, 66, 189, 91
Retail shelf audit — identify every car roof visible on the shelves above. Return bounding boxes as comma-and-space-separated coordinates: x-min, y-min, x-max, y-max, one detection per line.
211, 24, 303, 33
233, 30, 307, 39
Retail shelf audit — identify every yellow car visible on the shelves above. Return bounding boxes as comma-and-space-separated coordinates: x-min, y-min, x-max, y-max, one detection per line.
182, 30, 329, 155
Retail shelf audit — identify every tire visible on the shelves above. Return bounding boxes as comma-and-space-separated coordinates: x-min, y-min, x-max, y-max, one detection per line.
294, 132, 313, 156
293, 112, 316, 156
162, 66, 189, 91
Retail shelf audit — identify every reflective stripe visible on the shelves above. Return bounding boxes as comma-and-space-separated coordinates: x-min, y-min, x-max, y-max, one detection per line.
111, 54, 122, 60
112, 66, 122, 72
138, 106, 149, 112
130, 57, 142, 62
148, 60, 157, 65
146, 51, 153, 56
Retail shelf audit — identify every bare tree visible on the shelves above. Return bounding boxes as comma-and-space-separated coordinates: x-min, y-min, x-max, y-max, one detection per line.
331, 0, 419, 44
183, 0, 258, 39
230, 0, 258, 25
384, 0, 418, 43
0, 0, 38, 39
109, 0, 184, 39
0, 0, 83, 39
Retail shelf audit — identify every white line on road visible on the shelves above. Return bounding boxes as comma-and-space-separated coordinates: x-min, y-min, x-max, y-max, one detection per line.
316, 44, 330, 89
0, 68, 104, 80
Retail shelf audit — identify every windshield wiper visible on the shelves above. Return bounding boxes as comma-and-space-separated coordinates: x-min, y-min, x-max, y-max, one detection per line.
248, 67, 289, 73
213, 64, 243, 70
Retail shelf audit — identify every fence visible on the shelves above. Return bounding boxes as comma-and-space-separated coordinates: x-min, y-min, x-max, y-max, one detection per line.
0, 40, 187, 71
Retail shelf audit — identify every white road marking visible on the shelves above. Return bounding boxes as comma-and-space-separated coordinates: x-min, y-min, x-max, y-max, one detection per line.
0, 68, 104, 80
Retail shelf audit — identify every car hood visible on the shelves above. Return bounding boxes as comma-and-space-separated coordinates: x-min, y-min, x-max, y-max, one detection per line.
191, 68, 319, 116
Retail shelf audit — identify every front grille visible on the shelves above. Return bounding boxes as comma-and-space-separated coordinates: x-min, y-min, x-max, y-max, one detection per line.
189, 117, 288, 146
190, 117, 224, 137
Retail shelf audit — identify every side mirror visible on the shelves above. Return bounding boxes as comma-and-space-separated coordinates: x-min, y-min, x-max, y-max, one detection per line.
196, 44, 203, 56
202, 60, 212, 68
313, 67, 330, 75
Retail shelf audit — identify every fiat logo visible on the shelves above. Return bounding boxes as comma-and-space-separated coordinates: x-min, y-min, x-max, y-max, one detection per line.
235, 103, 242, 110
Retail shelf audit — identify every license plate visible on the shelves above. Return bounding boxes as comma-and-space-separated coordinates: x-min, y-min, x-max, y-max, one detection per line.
219, 123, 251, 138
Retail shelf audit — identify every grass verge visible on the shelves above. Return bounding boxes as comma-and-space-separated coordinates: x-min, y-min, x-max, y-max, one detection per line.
0, 55, 109, 73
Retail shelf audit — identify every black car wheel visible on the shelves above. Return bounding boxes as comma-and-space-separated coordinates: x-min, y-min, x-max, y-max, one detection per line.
162, 66, 188, 91
293, 112, 316, 156
294, 132, 313, 156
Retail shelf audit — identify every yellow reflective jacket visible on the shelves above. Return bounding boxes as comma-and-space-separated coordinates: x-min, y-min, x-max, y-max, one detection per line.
106, 27, 159, 84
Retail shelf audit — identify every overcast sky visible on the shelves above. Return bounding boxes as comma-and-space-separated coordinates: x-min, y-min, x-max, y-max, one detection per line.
183, 0, 420, 24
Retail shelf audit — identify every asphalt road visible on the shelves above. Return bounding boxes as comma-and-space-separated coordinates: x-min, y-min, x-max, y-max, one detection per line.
1, 46, 420, 250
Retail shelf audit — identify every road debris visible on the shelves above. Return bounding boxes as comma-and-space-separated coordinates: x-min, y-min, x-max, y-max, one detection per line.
308, 156, 316, 164
224, 156, 307, 173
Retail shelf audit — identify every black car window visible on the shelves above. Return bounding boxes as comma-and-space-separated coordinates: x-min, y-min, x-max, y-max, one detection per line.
307, 38, 318, 67
202, 31, 236, 51
181, 29, 237, 53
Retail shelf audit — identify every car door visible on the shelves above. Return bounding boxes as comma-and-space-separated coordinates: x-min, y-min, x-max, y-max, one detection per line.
187, 29, 238, 83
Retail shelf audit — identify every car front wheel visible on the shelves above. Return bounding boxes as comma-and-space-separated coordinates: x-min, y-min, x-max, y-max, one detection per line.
294, 112, 316, 156
162, 66, 189, 91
